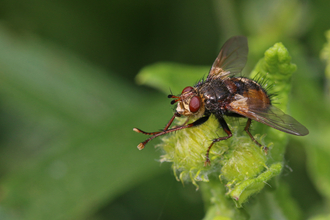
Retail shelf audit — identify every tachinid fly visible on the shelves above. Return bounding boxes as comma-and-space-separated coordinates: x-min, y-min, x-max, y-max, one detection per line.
133, 36, 309, 166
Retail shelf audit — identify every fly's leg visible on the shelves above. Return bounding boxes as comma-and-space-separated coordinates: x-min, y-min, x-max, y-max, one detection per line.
133, 112, 181, 136
134, 115, 210, 150
205, 117, 232, 166
244, 118, 268, 153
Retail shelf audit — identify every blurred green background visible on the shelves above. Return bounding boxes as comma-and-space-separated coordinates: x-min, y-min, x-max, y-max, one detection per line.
0, 0, 329, 219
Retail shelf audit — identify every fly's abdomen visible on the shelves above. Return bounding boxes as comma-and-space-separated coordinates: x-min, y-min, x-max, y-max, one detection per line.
230, 77, 271, 110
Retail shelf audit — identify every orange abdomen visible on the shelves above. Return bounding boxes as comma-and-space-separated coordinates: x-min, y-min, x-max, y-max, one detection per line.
225, 77, 271, 110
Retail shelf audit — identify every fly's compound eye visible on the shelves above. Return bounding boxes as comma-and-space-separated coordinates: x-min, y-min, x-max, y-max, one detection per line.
189, 96, 201, 113
182, 86, 194, 94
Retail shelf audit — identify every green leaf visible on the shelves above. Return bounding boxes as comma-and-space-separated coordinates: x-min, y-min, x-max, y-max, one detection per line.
0, 26, 167, 219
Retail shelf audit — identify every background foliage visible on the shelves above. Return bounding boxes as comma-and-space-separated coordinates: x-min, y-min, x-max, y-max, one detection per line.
0, 0, 329, 219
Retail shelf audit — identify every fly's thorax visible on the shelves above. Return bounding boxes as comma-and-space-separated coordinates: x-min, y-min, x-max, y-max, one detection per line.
199, 80, 230, 112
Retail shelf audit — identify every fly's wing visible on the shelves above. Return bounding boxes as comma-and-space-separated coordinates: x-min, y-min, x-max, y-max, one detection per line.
207, 36, 248, 80
227, 94, 309, 136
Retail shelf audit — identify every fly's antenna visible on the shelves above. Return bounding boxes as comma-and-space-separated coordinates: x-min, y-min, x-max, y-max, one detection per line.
168, 94, 180, 105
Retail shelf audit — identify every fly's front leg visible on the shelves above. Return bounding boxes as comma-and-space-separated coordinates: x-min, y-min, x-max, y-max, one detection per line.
135, 115, 210, 150
204, 117, 232, 166
133, 112, 181, 135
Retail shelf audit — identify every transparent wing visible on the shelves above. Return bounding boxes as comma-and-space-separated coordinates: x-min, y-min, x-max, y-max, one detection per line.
207, 36, 248, 80
227, 95, 309, 136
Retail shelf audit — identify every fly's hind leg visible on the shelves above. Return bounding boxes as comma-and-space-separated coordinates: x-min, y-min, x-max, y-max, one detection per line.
244, 118, 268, 153
205, 117, 232, 166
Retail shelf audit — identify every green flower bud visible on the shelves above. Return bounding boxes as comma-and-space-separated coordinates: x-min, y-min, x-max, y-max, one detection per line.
159, 115, 268, 187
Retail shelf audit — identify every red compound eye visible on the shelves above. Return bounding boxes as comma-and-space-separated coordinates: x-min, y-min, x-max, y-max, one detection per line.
181, 86, 194, 94
189, 96, 201, 113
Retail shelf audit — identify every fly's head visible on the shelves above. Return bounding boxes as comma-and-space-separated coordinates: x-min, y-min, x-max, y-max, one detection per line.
168, 86, 205, 118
